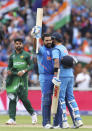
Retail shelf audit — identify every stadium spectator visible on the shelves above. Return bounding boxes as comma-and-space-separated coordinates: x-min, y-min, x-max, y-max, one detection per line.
75, 67, 91, 90
86, 61, 92, 87
74, 62, 82, 79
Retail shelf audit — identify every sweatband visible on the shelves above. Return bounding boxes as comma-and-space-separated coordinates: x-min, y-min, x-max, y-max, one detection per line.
54, 68, 58, 72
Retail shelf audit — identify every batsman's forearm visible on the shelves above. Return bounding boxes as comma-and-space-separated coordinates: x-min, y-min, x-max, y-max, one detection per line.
33, 38, 36, 50
54, 58, 60, 76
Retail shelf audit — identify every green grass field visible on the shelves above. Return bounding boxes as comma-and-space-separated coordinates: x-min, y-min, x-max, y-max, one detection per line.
0, 115, 92, 131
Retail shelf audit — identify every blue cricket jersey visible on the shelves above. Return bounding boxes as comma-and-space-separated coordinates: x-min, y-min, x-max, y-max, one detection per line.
52, 44, 74, 77
37, 45, 54, 81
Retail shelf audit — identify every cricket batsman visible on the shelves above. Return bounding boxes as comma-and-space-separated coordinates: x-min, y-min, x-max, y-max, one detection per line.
31, 26, 62, 129
51, 32, 83, 128
5, 38, 37, 125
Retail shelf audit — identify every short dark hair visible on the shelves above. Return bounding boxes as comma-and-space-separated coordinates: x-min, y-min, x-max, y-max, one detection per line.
14, 38, 23, 43
52, 32, 63, 42
42, 33, 51, 40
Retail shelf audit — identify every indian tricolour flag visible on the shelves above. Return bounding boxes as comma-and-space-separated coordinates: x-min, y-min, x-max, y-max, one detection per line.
0, 0, 19, 15
43, 0, 71, 30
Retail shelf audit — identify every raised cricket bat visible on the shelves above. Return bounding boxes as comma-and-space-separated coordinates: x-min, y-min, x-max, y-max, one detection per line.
36, 8, 43, 53
51, 69, 60, 115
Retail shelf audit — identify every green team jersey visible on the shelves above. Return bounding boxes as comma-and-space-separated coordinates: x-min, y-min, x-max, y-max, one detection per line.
6, 50, 33, 93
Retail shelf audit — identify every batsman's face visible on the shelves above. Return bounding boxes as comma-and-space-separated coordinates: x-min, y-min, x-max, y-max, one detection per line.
44, 36, 52, 48
14, 41, 23, 51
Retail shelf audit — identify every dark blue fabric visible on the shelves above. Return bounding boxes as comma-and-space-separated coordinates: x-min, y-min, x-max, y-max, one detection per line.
41, 93, 52, 126
32, 0, 42, 12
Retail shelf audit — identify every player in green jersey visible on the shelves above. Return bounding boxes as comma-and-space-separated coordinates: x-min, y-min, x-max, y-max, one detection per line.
5, 38, 37, 125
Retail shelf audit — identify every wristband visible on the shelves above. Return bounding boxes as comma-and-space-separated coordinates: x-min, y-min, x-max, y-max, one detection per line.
22, 70, 25, 73
54, 68, 58, 73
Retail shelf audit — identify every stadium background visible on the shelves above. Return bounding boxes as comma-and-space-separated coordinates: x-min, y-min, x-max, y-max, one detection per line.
0, 0, 92, 117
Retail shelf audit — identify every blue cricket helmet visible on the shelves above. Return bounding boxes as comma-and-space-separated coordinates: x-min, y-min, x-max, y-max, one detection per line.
61, 55, 78, 68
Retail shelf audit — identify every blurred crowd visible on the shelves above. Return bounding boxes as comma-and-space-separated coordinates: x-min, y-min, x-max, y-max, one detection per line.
0, 0, 92, 89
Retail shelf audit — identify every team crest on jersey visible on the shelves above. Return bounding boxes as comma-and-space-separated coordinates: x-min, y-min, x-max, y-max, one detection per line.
20, 55, 24, 58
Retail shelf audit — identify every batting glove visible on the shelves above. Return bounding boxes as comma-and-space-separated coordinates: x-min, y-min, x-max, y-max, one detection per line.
52, 77, 61, 87
31, 26, 41, 38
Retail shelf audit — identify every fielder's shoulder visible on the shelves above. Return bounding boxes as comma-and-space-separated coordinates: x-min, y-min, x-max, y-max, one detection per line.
23, 50, 30, 56
9, 52, 15, 59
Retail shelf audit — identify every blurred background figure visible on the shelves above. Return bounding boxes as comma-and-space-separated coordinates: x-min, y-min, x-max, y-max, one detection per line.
28, 57, 39, 87
0, 68, 7, 91
86, 61, 92, 86
75, 67, 91, 90
74, 63, 82, 78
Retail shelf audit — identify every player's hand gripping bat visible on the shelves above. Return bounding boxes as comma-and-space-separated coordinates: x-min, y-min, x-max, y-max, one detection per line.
51, 69, 61, 115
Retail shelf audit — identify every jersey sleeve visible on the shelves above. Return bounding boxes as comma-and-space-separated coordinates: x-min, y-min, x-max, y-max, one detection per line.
38, 46, 44, 55
7, 55, 18, 75
7, 55, 13, 70
26, 53, 34, 71
52, 48, 60, 59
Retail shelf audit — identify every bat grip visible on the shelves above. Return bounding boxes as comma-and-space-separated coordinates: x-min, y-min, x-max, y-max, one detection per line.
36, 38, 39, 54
56, 69, 60, 79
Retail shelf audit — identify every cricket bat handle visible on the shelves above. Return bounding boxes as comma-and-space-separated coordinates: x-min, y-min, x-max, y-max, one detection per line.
51, 69, 60, 115
36, 38, 39, 54
57, 69, 60, 79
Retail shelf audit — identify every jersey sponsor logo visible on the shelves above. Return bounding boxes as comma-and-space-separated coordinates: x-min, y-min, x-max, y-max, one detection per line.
20, 55, 24, 58
13, 62, 25, 66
